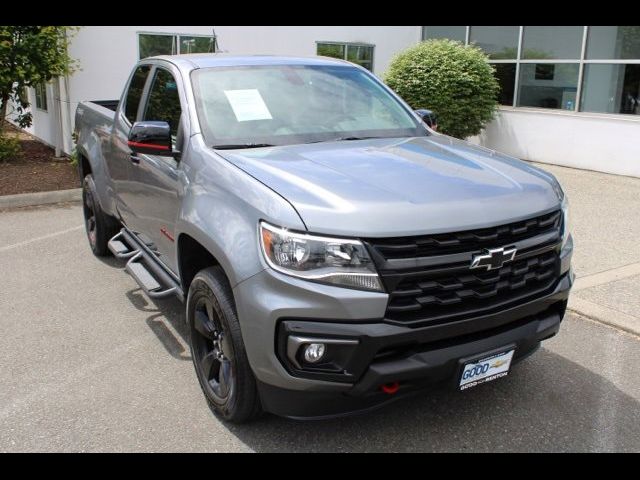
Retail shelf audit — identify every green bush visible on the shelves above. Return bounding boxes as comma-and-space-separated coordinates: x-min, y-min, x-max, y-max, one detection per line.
384, 39, 500, 139
0, 134, 20, 162
69, 147, 79, 167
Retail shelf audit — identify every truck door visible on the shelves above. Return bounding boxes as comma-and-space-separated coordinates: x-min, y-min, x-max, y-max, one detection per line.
108, 64, 152, 228
126, 65, 185, 273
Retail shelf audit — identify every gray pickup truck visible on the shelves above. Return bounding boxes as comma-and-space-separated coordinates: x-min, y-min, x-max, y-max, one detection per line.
75, 54, 573, 422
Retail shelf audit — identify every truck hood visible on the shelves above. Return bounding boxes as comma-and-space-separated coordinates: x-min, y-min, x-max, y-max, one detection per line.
219, 136, 562, 237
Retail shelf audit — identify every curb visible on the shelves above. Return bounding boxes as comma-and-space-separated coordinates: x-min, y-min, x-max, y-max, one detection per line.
0, 188, 82, 210
568, 297, 640, 338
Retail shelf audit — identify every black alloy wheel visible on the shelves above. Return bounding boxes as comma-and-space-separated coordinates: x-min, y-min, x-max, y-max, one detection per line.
191, 295, 236, 403
187, 266, 262, 423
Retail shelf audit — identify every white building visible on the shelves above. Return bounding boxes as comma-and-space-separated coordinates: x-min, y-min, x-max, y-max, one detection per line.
18, 26, 640, 178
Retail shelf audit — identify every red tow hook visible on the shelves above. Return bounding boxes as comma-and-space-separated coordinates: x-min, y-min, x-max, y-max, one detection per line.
380, 382, 400, 395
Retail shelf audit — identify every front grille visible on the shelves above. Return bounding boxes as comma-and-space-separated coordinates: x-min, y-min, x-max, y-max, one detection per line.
365, 210, 563, 328
367, 210, 561, 259
384, 249, 559, 326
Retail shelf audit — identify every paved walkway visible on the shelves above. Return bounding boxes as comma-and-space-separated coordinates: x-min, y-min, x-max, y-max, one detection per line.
532, 162, 640, 336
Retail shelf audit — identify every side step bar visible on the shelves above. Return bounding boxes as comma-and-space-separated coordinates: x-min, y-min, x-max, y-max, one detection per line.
108, 229, 184, 301
108, 231, 139, 259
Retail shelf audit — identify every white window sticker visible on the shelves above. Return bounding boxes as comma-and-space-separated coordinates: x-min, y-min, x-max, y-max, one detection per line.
224, 89, 273, 122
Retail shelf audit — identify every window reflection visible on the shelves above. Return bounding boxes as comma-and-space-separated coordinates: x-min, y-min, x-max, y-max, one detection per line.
422, 26, 466, 43
587, 26, 640, 60
517, 63, 579, 110
470, 26, 519, 59
522, 26, 583, 59
581, 64, 640, 115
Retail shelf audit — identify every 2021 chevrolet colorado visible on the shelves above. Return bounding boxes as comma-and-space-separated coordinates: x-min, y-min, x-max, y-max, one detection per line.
75, 54, 573, 422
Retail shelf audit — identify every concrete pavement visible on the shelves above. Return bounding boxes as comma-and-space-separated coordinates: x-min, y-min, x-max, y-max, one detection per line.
0, 163, 639, 452
532, 163, 640, 336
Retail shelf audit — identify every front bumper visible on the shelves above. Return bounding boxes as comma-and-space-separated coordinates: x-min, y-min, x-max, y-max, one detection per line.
260, 273, 571, 418
233, 240, 573, 419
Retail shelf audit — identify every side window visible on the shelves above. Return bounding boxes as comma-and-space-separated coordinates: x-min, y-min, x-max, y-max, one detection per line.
124, 65, 151, 124
143, 68, 182, 140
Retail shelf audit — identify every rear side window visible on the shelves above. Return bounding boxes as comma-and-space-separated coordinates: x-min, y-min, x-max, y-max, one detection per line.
143, 68, 182, 139
124, 65, 151, 124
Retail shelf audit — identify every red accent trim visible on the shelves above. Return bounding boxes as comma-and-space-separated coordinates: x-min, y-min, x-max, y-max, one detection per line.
381, 382, 400, 395
128, 140, 170, 151
160, 226, 175, 242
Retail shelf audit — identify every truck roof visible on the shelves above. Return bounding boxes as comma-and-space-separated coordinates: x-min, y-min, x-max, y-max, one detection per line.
146, 54, 353, 70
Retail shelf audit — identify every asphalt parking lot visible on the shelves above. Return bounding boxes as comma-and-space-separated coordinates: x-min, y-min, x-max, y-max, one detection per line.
1, 164, 640, 452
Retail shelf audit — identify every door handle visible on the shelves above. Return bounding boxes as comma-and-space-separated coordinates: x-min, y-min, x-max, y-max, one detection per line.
130, 154, 142, 165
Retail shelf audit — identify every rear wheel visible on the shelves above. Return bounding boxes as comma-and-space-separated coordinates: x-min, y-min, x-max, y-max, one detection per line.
187, 266, 262, 423
82, 174, 120, 256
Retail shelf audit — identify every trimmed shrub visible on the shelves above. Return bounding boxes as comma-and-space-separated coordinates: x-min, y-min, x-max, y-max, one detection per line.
0, 134, 20, 162
384, 39, 500, 139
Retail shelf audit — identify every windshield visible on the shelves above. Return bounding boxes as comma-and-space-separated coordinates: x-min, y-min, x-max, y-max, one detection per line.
191, 64, 427, 148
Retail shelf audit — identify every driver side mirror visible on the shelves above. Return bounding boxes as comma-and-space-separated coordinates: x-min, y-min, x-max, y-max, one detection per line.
128, 121, 176, 157
415, 109, 438, 131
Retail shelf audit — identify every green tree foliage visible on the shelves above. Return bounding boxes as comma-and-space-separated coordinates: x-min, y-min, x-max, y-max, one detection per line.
0, 26, 78, 135
384, 39, 500, 139
0, 133, 19, 162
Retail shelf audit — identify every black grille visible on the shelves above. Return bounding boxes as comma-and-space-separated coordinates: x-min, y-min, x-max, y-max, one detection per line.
367, 210, 561, 259
365, 210, 563, 328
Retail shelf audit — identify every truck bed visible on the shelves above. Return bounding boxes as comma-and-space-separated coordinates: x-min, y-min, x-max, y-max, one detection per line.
74, 100, 118, 155
76, 100, 117, 130
90, 100, 119, 112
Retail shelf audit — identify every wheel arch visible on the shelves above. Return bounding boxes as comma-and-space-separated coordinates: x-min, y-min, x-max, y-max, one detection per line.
177, 232, 228, 295
78, 150, 92, 180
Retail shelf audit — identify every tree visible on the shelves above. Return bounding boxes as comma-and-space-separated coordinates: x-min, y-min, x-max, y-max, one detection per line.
0, 26, 78, 135
384, 39, 499, 139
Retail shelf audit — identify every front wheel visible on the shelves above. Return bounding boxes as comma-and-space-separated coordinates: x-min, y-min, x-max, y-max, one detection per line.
186, 266, 262, 423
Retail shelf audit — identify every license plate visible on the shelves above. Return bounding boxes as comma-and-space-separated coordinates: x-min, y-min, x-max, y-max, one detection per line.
459, 349, 515, 390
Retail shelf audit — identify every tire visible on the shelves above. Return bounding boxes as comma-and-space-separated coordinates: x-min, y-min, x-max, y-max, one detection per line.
186, 266, 262, 423
82, 174, 120, 257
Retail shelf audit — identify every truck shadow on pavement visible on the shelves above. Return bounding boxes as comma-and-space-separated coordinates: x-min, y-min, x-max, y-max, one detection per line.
125, 288, 191, 362
120, 289, 640, 452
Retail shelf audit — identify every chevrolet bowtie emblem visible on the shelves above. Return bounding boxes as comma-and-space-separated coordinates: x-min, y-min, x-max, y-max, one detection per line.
470, 247, 517, 271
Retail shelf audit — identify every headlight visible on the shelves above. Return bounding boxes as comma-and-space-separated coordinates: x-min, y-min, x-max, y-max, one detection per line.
552, 179, 565, 203
259, 221, 383, 292
561, 196, 571, 248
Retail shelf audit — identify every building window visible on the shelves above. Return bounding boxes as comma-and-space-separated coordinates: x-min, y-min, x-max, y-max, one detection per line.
517, 63, 579, 110
586, 26, 640, 60
522, 26, 583, 59
179, 36, 215, 54
422, 26, 466, 43
34, 83, 47, 111
317, 43, 345, 60
417, 26, 640, 115
138, 33, 216, 59
470, 26, 519, 59
493, 63, 517, 105
316, 42, 374, 71
139, 34, 176, 58
580, 64, 640, 115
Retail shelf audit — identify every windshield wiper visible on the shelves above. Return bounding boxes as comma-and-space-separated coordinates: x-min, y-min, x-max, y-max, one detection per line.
307, 136, 380, 144
211, 143, 275, 150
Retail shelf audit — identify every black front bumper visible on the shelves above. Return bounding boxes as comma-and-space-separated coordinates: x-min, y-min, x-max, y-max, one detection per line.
258, 272, 573, 419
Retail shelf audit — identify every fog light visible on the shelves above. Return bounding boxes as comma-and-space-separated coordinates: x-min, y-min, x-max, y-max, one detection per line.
286, 335, 358, 370
303, 343, 326, 363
